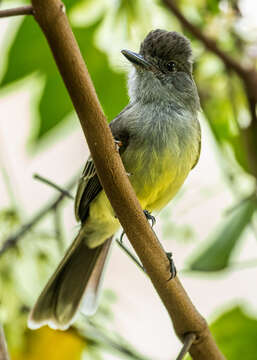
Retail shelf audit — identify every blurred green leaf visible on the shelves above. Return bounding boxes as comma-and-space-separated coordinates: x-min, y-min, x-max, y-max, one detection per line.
1, 15, 127, 141
211, 306, 257, 359
206, 0, 220, 14
189, 196, 257, 271
116, 0, 138, 21
195, 54, 251, 174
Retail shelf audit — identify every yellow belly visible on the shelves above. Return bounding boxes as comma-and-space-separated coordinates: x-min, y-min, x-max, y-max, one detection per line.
84, 149, 192, 248
125, 147, 192, 212
133, 165, 189, 212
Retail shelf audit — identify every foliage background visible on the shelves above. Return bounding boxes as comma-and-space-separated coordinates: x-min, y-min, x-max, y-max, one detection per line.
0, 0, 257, 359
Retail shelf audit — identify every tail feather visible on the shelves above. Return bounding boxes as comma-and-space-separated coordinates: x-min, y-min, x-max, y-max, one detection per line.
28, 234, 112, 330
81, 239, 112, 315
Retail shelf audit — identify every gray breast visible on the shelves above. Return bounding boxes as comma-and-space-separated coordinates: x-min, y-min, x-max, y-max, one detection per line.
127, 102, 199, 159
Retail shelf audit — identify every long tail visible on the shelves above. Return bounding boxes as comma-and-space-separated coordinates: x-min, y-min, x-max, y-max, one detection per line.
28, 233, 112, 330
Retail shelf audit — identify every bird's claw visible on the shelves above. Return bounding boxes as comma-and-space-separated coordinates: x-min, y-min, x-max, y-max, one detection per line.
143, 210, 156, 227
166, 252, 177, 280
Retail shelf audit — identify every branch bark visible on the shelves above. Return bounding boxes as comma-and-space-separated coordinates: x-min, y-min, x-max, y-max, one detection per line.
30, 0, 224, 358
0, 6, 33, 18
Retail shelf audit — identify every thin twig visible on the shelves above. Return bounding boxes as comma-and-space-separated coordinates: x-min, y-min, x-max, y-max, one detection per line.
176, 333, 196, 360
115, 239, 146, 273
53, 205, 64, 252
0, 5, 33, 18
34, 173, 154, 271
86, 320, 150, 360
71, 321, 150, 360
0, 177, 77, 257
34, 173, 74, 199
34, 174, 155, 272
0, 325, 10, 360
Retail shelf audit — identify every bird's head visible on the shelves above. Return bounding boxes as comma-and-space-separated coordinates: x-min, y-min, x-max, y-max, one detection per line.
122, 29, 199, 110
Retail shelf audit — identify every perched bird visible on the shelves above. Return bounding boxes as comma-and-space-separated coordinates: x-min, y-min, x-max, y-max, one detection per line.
28, 29, 201, 330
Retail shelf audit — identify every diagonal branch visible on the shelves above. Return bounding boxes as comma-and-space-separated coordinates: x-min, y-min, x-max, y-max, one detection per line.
34, 173, 74, 199
177, 333, 197, 360
0, 177, 76, 256
30, 0, 224, 358
0, 6, 33, 18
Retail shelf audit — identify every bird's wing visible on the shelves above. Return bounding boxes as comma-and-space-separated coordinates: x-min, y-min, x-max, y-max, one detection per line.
74, 105, 131, 222
74, 157, 102, 222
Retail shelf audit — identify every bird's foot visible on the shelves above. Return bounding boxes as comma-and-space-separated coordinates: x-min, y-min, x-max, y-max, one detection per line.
143, 210, 156, 227
119, 210, 155, 244
166, 252, 177, 280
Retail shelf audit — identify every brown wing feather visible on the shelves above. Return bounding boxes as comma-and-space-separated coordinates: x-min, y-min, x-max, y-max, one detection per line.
74, 106, 131, 223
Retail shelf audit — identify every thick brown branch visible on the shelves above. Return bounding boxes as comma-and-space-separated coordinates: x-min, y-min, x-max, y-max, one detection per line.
0, 6, 33, 18
30, 1, 224, 358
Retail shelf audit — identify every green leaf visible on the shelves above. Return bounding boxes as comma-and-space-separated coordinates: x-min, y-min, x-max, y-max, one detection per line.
1, 14, 128, 141
211, 306, 257, 359
189, 197, 257, 271
206, 0, 220, 14
195, 54, 251, 174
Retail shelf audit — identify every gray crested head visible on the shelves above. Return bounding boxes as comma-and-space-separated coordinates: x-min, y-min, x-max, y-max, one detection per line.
122, 29, 200, 112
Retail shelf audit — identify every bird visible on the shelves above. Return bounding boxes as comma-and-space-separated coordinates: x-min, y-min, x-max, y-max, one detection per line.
28, 29, 201, 331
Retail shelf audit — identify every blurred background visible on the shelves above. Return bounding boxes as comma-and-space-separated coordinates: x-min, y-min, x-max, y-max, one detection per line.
0, 0, 257, 359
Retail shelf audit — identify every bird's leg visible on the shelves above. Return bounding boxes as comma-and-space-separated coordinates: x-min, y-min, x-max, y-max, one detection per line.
119, 210, 155, 244
143, 209, 156, 227
166, 252, 177, 280
118, 223, 176, 279
118, 210, 178, 279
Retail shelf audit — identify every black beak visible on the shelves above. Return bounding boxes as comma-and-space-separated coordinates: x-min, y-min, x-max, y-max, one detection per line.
121, 49, 151, 69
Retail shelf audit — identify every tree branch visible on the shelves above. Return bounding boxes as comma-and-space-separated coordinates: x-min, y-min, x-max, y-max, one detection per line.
177, 333, 197, 360
0, 177, 76, 256
30, 0, 224, 358
0, 6, 33, 18
0, 325, 9, 360
34, 173, 74, 199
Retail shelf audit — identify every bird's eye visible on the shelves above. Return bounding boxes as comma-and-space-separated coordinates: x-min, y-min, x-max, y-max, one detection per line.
166, 61, 177, 72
